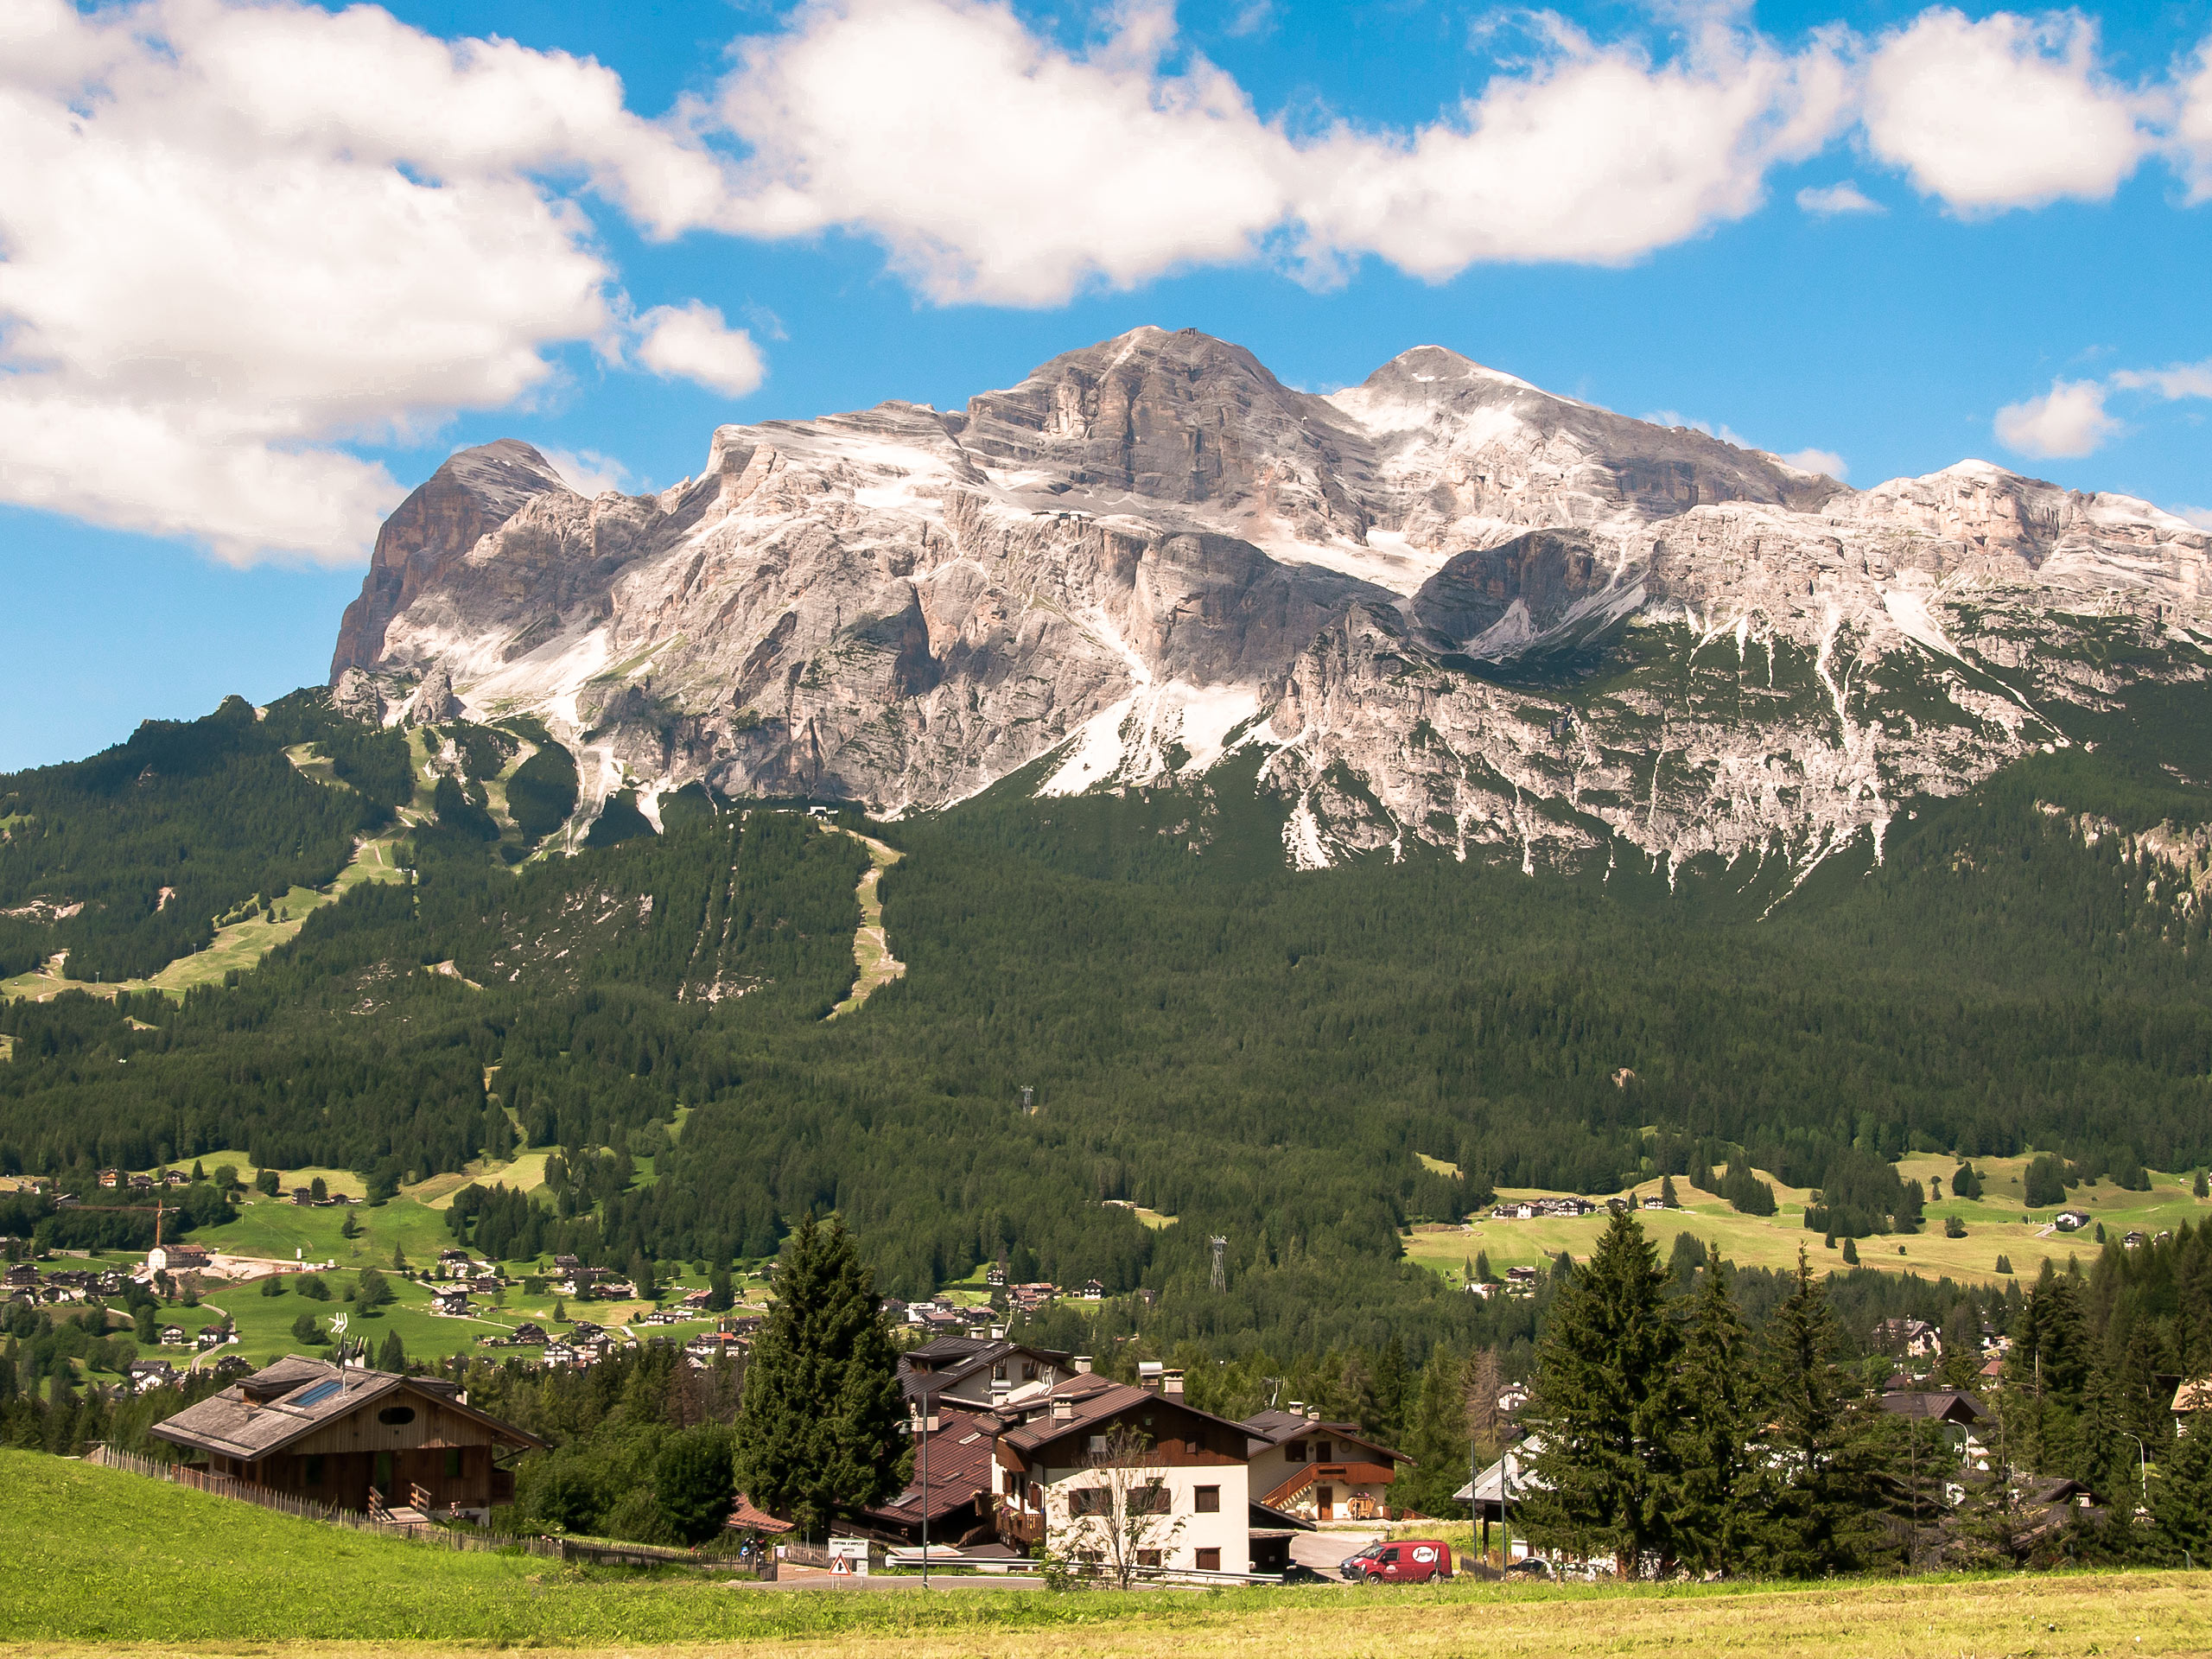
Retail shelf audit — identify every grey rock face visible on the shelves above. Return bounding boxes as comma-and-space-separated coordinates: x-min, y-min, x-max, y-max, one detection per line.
332, 327, 2212, 879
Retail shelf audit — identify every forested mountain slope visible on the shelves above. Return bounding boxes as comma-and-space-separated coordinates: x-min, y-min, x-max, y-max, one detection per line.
3, 682, 2210, 1345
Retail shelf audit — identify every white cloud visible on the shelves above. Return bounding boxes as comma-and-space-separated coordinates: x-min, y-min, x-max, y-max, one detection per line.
704, 0, 1294, 306
2178, 42, 2212, 201
2110, 359, 2212, 401
1994, 378, 2121, 459
1641, 410, 1753, 448
1796, 181, 1882, 215
2174, 505, 2212, 531
540, 447, 635, 499
1774, 448, 1850, 480
0, 0, 747, 565
1862, 9, 2156, 211
697, 0, 1851, 302
632, 302, 769, 397
1293, 16, 1853, 277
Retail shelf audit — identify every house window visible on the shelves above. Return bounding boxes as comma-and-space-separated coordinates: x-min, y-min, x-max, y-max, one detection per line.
1286, 1440, 1306, 1463
1194, 1485, 1220, 1514
1196, 1548, 1221, 1571
1313, 1440, 1332, 1461
1132, 1481, 1170, 1514
1087, 1434, 1109, 1457
303, 1456, 324, 1486
1003, 1470, 1021, 1499
1022, 1362, 1038, 1382
445, 1448, 463, 1478
378, 1406, 416, 1427
1135, 1549, 1161, 1569
1069, 1487, 1112, 1516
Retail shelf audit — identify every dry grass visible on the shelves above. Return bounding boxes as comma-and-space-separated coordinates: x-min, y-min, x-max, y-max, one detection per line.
3, 1572, 2206, 1659
827, 829, 906, 1019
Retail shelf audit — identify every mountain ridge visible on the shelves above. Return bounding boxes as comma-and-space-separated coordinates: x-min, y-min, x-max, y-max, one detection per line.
329, 325, 2212, 877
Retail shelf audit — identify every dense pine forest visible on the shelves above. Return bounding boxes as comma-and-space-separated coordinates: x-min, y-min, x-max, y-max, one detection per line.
2, 690, 2211, 1354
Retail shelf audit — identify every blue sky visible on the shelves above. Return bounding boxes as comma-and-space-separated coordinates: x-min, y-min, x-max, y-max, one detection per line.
3, 0, 2209, 770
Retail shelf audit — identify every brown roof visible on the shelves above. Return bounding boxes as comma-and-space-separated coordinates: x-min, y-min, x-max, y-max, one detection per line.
1241, 1409, 1409, 1464
148, 1358, 542, 1463
1878, 1389, 1989, 1425
868, 1409, 1005, 1523
999, 1375, 1263, 1463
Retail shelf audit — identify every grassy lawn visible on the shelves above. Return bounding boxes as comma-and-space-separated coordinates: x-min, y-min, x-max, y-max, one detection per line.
1404, 1159, 2212, 1288
3, 1452, 2206, 1656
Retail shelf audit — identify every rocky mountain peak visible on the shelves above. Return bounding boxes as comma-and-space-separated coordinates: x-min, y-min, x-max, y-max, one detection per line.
330, 331, 2211, 888
331, 440, 573, 677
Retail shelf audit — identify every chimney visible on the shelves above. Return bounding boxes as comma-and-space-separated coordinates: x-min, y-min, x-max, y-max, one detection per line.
1285, 1401, 1305, 1416
1163, 1369, 1185, 1398
1306, 1406, 1321, 1422
1072, 1355, 1093, 1374
1051, 1396, 1075, 1421
1138, 1361, 1164, 1391
988, 1325, 1007, 1341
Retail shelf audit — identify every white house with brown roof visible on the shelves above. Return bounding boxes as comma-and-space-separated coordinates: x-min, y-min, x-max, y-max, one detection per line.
992, 1371, 1260, 1575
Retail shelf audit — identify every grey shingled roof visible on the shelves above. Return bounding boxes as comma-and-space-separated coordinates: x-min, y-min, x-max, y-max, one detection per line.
149, 1358, 541, 1463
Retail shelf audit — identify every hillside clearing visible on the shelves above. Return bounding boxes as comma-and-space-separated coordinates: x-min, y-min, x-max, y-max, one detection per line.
2, 1454, 2204, 1656
1404, 1160, 2212, 1288
825, 827, 906, 1019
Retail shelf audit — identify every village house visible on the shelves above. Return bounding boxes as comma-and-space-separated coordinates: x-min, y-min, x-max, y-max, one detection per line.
2054, 1210, 2093, 1231
129, 1173, 156, 1191
2173, 1378, 2212, 1433
147, 1241, 210, 1274
429, 1287, 471, 1317
97, 1168, 121, 1188
992, 1370, 1269, 1575
1241, 1405, 1409, 1522
125, 1359, 179, 1394
158, 1323, 188, 1345
1872, 1317, 1943, 1360
899, 1336, 1077, 1413
149, 1356, 542, 1522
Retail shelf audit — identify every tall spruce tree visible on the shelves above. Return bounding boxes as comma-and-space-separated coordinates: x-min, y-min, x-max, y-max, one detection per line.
1669, 1257, 1759, 1575
2152, 1406, 2212, 1560
1398, 1344, 1473, 1517
733, 1213, 907, 1539
1743, 1248, 1901, 1576
1522, 1211, 1681, 1577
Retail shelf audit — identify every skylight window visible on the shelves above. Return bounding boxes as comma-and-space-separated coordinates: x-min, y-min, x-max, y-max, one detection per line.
291, 1380, 343, 1408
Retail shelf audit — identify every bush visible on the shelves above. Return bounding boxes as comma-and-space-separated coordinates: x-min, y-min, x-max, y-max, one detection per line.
291, 1312, 327, 1344
259, 1274, 286, 1298
1944, 1216, 1967, 1238
296, 1274, 329, 1301
1952, 1162, 1983, 1200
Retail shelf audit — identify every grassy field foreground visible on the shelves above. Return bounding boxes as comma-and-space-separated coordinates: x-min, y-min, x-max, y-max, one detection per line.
3, 1455, 2208, 1657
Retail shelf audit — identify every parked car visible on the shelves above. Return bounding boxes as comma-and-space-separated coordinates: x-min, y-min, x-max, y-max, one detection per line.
1505, 1555, 1554, 1578
1342, 1540, 1454, 1584
1275, 1563, 1330, 1585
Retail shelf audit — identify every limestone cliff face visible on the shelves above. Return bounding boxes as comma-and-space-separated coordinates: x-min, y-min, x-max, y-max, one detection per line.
333, 327, 2212, 876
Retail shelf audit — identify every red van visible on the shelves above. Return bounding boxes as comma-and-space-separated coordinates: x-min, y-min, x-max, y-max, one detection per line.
1343, 1540, 1454, 1583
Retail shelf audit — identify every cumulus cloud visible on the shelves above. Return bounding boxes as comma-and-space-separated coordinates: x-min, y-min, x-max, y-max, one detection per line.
1796, 181, 1882, 215
1774, 448, 1850, 480
632, 302, 769, 397
1862, 9, 2157, 211
1994, 378, 2121, 459
2175, 505, 2212, 531
0, 0, 747, 564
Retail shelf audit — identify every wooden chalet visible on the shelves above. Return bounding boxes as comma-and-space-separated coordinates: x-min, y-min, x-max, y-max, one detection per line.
149, 1357, 541, 1522
1241, 1408, 1408, 1522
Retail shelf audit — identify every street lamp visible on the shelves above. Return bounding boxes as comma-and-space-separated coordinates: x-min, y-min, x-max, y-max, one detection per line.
2122, 1433, 2149, 1514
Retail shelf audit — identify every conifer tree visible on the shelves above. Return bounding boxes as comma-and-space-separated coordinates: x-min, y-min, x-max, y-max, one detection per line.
1659, 1174, 1679, 1210
1669, 1258, 1758, 1575
1742, 1249, 1899, 1576
1398, 1344, 1472, 1516
1522, 1211, 1680, 1577
376, 1329, 406, 1373
2152, 1404, 2212, 1558
733, 1213, 906, 1538
708, 1266, 734, 1313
